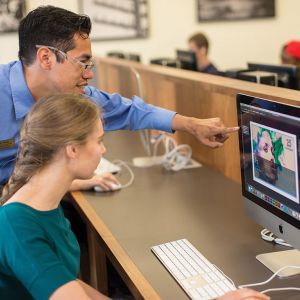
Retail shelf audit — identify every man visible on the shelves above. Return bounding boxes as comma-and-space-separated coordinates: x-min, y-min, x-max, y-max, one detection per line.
281, 40, 300, 66
0, 6, 237, 191
188, 32, 219, 75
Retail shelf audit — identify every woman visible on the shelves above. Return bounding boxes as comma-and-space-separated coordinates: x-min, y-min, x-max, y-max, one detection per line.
0, 94, 269, 300
0, 94, 109, 299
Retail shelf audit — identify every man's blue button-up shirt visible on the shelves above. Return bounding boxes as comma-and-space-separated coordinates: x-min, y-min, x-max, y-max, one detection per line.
0, 60, 175, 184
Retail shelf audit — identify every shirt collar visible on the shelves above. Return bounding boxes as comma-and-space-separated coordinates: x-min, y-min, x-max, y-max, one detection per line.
10, 60, 35, 120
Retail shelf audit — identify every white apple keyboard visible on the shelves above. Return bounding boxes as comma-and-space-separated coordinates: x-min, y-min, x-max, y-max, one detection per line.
151, 239, 236, 300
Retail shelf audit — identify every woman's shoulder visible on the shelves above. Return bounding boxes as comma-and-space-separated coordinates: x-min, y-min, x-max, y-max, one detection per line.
0, 202, 61, 233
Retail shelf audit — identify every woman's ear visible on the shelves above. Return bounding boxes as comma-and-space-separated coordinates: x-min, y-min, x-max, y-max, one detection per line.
65, 144, 79, 159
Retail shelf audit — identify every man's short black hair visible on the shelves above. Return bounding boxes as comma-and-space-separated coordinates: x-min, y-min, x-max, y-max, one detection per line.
18, 5, 92, 65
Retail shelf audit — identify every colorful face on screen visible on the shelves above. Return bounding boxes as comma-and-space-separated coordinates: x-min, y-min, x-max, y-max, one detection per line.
250, 121, 299, 204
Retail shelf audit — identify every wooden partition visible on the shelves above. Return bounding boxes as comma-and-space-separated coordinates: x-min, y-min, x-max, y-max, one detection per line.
96, 57, 300, 182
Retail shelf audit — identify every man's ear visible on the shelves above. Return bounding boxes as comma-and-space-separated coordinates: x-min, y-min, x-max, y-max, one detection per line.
199, 47, 207, 56
65, 144, 79, 159
36, 48, 54, 70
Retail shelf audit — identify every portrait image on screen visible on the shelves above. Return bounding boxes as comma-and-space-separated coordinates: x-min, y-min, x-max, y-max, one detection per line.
237, 93, 300, 275
250, 122, 299, 204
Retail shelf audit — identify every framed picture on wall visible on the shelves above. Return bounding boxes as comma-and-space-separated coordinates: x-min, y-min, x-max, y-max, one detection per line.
79, 0, 149, 41
197, 0, 275, 22
0, 0, 26, 33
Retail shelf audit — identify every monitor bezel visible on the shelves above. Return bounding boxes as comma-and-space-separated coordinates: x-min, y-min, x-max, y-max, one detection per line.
247, 62, 299, 90
237, 93, 300, 230
176, 49, 197, 71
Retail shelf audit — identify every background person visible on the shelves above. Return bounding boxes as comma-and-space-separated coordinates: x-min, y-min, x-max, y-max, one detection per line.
281, 40, 300, 66
188, 32, 219, 75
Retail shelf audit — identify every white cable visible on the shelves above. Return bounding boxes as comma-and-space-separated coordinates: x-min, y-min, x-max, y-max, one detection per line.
260, 229, 293, 247
261, 287, 300, 294
112, 160, 135, 189
148, 132, 192, 171
162, 144, 192, 171
152, 133, 167, 156
139, 130, 152, 156
238, 265, 300, 289
212, 264, 236, 288
129, 67, 153, 157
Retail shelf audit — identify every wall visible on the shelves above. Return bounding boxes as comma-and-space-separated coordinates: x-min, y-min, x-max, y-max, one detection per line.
0, 0, 299, 71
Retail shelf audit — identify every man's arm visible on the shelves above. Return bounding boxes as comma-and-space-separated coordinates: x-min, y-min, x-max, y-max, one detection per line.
172, 114, 239, 148
87, 87, 238, 148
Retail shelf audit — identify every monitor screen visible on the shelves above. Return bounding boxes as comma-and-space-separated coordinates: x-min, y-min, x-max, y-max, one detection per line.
237, 93, 300, 249
248, 62, 299, 90
176, 49, 197, 71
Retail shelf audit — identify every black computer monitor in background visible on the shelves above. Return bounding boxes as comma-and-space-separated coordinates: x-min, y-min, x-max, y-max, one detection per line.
176, 49, 197, 71
107, 52, 141, 62
107, 51, 126, 59
149, 58, 178, 68
248, 62, 300, 90
237, 93, 300, 277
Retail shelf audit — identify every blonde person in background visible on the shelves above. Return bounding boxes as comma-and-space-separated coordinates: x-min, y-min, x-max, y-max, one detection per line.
0, 94, 269, 300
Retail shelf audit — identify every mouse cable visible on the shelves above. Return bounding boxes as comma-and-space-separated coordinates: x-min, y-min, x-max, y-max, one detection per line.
112, 160, 135, 189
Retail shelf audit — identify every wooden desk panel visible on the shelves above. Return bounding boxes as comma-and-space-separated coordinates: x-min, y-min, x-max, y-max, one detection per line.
71, 131, 300, 300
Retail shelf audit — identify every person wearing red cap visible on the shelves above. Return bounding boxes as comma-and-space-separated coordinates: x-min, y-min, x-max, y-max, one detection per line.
281, 40, 300, 65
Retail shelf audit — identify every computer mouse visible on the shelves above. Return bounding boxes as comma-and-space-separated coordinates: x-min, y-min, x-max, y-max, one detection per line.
94, 183, 122, 192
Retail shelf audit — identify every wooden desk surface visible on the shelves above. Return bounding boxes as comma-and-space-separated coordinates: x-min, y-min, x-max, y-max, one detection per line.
72, 131, 300, 300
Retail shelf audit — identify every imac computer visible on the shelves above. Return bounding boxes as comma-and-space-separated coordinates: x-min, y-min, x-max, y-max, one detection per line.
248, 62, 300, 90
176, 49, 197, 71
237, 93, 300, 277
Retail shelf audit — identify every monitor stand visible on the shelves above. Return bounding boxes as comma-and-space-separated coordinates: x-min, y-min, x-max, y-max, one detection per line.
256, 249, 300, 277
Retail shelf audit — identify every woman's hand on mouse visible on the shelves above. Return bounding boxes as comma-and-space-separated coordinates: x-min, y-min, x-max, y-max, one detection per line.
70, 173, 120, 191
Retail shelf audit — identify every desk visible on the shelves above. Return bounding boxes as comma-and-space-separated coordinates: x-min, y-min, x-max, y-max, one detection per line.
71, 131, 300, 300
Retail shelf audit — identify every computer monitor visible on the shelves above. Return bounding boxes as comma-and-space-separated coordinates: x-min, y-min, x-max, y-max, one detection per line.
248, 62, 300, 90
107, 51, 126, 59
237, 93, 300, 276
150, 58, 178, 68
176, 49, 197, 71
127, 53, 141, 62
